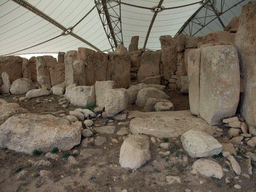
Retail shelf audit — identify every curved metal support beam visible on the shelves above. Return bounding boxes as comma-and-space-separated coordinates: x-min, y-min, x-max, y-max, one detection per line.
143, 0, 164, 49
12, 0, 102, 52
210, 4, 225, 29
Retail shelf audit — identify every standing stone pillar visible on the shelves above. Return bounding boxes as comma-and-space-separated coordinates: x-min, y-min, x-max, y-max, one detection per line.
64, 50, 77, 87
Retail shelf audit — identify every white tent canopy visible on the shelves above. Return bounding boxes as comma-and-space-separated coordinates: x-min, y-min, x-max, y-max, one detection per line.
0, 0, 251, 56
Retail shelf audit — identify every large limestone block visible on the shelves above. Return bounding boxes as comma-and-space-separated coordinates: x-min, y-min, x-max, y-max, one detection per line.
181, 129, 222, 158
192, 159, 224, 179
105, 89, 127, 117
0, 113, 81, 154
130, 50, 143, 68
48, 62, 65, 86
202, 31, 235, 46
159, 35, 177, 80
73, 59, 86, 86
188, 49, 201, 115
0, 72, 11, 94
235, 1, 256, 127
10, 78, 34, 95
77, 48, 108, 86
107, 53, 131, 88
0, 100, 27, 125
26, 57, 37, 82
95, 80, 115, 108
129, 36, 139, 52
65, 84, 95, 107
136, 87, 169, 108
137, 51, 160, 82
119, 135, 150, 170
200, 45, 240, 125
35, 57, 52, 89
51, 83, 65, 96
26, 89, 51, 99
185, 36, 203, 48
0, 56, 22, 83
64, 50, 77, 87
129, 111, 216, 138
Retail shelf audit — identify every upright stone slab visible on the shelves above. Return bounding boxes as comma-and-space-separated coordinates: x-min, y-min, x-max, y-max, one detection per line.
64, 50, 77, 87
188, 49, 201, 116
58, 52, 65, 63
27, 57, 37, 82
159, 35, 177, 80
200, 45, 240, 125
130, 50, 143, 68
129, 36, 139, 52
73, 59, 86, 86
35, 57, 52, 89
95, 81, 115, 108
137, 51, 160, 82
235, 1, 256, 127
0, 72, 11, 94
77, 48, 108, 86
108, 53, 131, 88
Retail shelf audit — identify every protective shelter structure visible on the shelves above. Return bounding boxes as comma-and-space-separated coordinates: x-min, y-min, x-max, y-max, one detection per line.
0, 0, 251, 56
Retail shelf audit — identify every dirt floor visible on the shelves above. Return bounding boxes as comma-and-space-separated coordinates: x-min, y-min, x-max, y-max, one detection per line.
0, 90, 256, 192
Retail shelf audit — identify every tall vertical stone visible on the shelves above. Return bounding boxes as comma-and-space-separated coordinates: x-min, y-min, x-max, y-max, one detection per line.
73, 59, 86, 86
159, 35, 177, 80
235, 1, 256, 127
188, 49, 201, 116
64, 50, 77, 87
129, 36, 139, 52
58, 52, 65, 63
27, 57, 37, 82
137, 51, 160, 82
200, 45, 240, 125
0, 72, 10, 94
35, 57, 52, 89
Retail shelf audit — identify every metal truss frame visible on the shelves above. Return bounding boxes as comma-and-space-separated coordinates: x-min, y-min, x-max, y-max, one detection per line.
95, 0, 123, 52
175, 0, 247, 37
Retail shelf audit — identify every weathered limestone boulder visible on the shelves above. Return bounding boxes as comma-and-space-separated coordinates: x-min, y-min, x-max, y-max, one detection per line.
137, 51, 160, 82
192, 159, 224, 179
154, 101, 174, 111
93, 126, 116, 135
95, 80, 115, 108
129, 36, 139, 52
144, 98, 169, 112
105, 89, 127, 117
130, 50, 143, 68
188, 49, 201, 116
0, 56, 22, 83
181, 129, 222, 158
127, 83, 147, 105
10, 78, 34, 95
51, 83, 65, 95
78, 48, 108, 86
141, 75, 161, 85
202, 31, 235, 46
65, 84, 95, 107
0, 99, 27, 125
224, 16, 239, 33
35, 57, 51, 89
0, 113, 81, 154
73, 59, 86, 86
129, 111, 215, 138
159, 35, 177, 80
58, 52, 65, 63
235, 1, 256, 127
48, 62, 65, 86
119, 135, 150, 170
26, 89, 51, 99
185, 36, 203, 48
108, 53, 131, 88
64, 50, 77, 87
200, 45, 240, 125
0, 72, 11, 94
136, 87, 169, 108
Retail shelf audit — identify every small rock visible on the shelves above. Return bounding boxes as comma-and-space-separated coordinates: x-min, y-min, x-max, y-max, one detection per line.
166, 176, 181, 184
249, 126, 256, 136
40, 170, 51, 177
185, 189, 191, 192
95, 136, 106, 146
159, 143, 170, 149
19, 97, 28, 102
234, 184, 241, 189
16, 170, 28, 180
112, 139, 119, 143
246, 158, 253, 175
222, 151, 231, 157
183, 156, 188, 164
192, 159, 224, 179
242, 173, 250, 179
82, 129, 93, 138
227, 155, 241, 175
118, 121, 129, 126
29, 160, 52, 167
240, 133, 252, 138
81, 138, 90, 147
84, 120, 93, 127
228, 128, 241, 137
222, 143, 237, 155
159, 151, 170, 156
225, 178, 230, 183
230, 136, 243, 145
114, 113, 127, 121
93, 106, 104, 113
223, 168, 229, 172
245, 152, 256, 161
117, 127, 129, 136
102, 112, 107, 118
223, 117, 239, 124
247, 137, 256, 148
154, 101, 174, 111
229, 121, 241, 128
94, 126, 116, 134
151, 137, 156, 143
69, 111, 84, 121
240, 122, 248, 133
68, 156, 78, 164
64, 115, 78, 122
45, 152, 59, 160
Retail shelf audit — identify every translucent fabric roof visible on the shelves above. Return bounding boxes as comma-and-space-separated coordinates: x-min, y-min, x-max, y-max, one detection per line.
0, 0, 251, 56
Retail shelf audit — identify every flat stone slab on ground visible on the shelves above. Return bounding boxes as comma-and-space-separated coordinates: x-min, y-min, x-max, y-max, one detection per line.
129, 110, 216, 138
